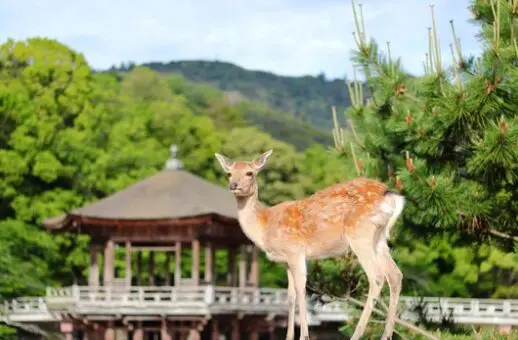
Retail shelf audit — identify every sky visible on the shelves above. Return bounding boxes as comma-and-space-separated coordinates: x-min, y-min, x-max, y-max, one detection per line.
0, 0, 483, 80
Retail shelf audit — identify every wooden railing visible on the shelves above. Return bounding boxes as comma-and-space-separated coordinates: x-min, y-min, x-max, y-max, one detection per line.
2, 286, 518, 326
2, 297, 48, 316
313, 296, 518, 326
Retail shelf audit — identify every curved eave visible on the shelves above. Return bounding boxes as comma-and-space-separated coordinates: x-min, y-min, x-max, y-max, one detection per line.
43, 212, 240, 233
42, 214, 73, 230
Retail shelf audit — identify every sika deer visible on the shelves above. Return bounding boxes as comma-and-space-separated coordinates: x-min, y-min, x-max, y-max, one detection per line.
215, 150, 405, 340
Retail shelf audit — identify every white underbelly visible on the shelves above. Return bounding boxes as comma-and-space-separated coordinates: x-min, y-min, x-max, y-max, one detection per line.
305, 237, 350, 260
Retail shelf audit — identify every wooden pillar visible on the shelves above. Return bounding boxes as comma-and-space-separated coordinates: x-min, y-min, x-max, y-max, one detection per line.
211, 319, 219, 340
231, 316, 240, 340
161, 319, 172, 340
170, 321, 176, 340
148, 251, 155, 286
227, 248, 237, 286
165, 252, 171, 286
88, 244, 99, 287
133, 322, 143, 340
249, 246, 259, 287
239, 246, 247, 288
85, 330, 101, 340
103, 240, 114, 286
60, 322, 73, 340
268, 327, 275, 340
192, 240, 200, 285
175, 241, 182, 286
125, 241, 132, 286
104, 321, 115, 340
204, 242, 214, 284
188, 321, 201, 340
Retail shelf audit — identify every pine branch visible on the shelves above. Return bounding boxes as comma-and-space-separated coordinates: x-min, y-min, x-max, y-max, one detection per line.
490, 0, 501, 55
488, 228, 518, 242
511, 0, 518, 59
347, 119, 366, 150
350, 142, 361, 176
331, 106, 344, 150
449, 20, 463, 89
430, 5, 443, 74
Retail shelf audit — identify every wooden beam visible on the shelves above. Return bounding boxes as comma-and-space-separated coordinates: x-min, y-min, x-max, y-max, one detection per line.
122, 316, 205, 322
131, 246, 178, 251
110, 235, 199, 243
73, 215, 215, 228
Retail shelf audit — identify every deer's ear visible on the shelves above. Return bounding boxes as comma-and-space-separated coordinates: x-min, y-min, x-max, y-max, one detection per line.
214, 153, 234, 172
252, 149, 273, 171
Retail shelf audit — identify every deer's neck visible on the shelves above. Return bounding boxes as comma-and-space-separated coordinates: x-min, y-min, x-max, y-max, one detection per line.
236, 190, 266, 249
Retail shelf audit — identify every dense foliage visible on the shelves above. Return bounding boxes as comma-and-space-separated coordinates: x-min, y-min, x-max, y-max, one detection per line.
112, 60, 357, 130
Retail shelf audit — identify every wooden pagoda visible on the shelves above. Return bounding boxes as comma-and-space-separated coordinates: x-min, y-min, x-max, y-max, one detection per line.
42, 145, 288, 340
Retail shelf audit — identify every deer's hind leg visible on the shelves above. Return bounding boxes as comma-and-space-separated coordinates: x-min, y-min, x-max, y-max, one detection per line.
347, 231, 386, 340
377, 193, 405, 339
376, 241, 402, 340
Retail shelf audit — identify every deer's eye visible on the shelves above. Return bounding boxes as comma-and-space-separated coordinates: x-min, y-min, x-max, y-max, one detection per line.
246, 171, 254, 177
226, 172, 232, 178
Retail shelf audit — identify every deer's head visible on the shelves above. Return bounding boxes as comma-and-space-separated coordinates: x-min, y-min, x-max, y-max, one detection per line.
214, 150, 273, 197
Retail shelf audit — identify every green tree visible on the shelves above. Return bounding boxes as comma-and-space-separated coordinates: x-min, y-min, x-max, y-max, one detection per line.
0, 39, 229, 295
337, 0, 518, 242
0, 220, 58, 297
311, 1, 518, 337
0, 37, 101, 288
325, 0, 518, 299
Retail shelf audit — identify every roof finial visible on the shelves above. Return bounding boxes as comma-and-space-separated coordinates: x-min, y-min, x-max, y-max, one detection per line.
165, 144, 183, 170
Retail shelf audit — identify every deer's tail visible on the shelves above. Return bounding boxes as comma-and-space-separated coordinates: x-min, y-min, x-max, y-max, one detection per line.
382, 191, 406, 240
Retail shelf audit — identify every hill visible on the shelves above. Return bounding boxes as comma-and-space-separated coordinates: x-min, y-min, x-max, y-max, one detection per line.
112, 60, 357, 130
107, 66, 334, 150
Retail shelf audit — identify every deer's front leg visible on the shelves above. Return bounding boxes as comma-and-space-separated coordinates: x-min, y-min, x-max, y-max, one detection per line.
288, 256, 309, 340
286, 268, 296, 340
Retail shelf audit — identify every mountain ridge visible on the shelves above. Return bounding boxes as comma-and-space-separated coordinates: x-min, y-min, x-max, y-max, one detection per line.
110, 59, 356, 130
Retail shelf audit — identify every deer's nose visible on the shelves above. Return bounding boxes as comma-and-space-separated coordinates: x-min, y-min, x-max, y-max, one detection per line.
229, 182, 238, 190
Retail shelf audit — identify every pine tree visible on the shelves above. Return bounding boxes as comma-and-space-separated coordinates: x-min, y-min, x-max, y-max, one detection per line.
333, 0, 518, 244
